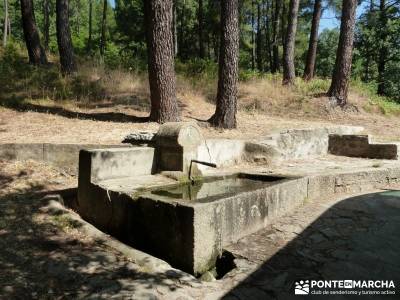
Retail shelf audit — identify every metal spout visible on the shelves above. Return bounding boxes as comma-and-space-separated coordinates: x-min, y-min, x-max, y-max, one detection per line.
189, 159, 217, 184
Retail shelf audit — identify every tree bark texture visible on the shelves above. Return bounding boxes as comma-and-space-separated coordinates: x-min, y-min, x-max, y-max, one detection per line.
209, 0, 239, 129
282, 0, 300, 85
256, 2, 263, 71
264, 0, 273, 71
3, 0, 8, 47
251, 0, 256, 70
271, 0, 281, 73
198, 0, 205, 58
328, 0, 357, 106
145, 0, 180, 123
20, 0, 47, 64
173, 0, 178, 56
377, 0, 387, 95
303, 0, 322, 81
56, 0, 76, 74
100, 0, 107, 56
87, 0, 93, 53
43, 0, 49, 50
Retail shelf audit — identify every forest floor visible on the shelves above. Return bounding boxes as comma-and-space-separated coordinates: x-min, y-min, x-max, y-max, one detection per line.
1, 90, 400, 144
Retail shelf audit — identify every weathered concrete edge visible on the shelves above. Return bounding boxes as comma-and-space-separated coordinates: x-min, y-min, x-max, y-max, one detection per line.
0, 143, 128, 171
63, 164, 400, 276
43, 196, 198, 283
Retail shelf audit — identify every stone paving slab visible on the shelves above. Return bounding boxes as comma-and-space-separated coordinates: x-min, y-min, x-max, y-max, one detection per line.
175, 189, 400, 299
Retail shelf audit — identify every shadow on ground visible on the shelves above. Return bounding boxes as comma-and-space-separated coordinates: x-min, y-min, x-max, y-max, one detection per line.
0, 96, 150, 123
0, 170, 189, 299
223, 192, 400, 299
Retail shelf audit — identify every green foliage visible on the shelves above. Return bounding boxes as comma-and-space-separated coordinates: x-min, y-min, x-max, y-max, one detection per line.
296, 77, 330, 95
354, 1, 400, 102
351, 79, 400, 115
176, 58, 218, 79
239, 69, 263, 81
315, 29, 340, 78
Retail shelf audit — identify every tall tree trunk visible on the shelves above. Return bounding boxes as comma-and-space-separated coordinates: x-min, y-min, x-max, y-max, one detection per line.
100, 0, 107, 57
377, 0, 387, 95
209, 0, 239, 129
178, 0, 186, 59
3, 0, 8, 47
56, 0, 76, 74
251, 0, 256, 70
328, 0, 357, 107
87, 0, 92, 53
264, 0, 273, 71
303, 0, 322, 81
282, 0, 300, 85
271, 0, 281, 73
173, 0, 178, 56
145, 0, 180, 123
43, 0, 49, 51
256, 2, 263, 71
363, 0, 374, 81
7, 10, 10, 37
198, 0, 205, 58
20, 0, 47, 64
281, 0, 286, 48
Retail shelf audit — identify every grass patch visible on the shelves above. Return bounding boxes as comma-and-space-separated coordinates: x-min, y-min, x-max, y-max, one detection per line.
351, 80, 400, 115
52, 214, 81, 231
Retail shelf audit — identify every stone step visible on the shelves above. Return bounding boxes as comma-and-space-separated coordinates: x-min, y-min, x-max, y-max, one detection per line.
328, 134, 399, 160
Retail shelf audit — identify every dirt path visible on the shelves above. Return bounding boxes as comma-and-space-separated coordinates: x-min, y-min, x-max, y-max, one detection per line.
2, 95, 400, 145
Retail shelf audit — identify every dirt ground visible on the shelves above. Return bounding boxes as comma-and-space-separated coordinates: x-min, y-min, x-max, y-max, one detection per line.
1, 94, 400, 144
1, 159, 399, 299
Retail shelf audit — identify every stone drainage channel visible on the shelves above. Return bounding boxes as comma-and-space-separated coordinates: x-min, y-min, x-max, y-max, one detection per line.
1, 122, 400, 281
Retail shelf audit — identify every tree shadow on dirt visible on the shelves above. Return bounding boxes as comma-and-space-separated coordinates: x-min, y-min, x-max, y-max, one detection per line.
223, 192, 400, 299
0, 171, 194, 298
0, 96, 150, 124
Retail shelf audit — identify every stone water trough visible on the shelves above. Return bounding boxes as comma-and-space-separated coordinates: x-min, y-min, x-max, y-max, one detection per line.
77, 123, 309, 276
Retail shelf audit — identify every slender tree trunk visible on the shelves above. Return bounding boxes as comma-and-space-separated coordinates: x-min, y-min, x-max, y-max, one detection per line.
251, 0, 256, 70
7, 11, 10, 37
100, 0, 107, 57
328, 0, 357, 107
271, 0, 281, 73
264, 0, 273, 71
198, 0, 205, 58
87, 0, 92, 53
56, 0, 76, 74
363, 0, 374, 82
209, 0, 239, 129
20, 0, 47, 64
282, 0, 300, 85
303, 0, 322, 81
3, 0, 8, 47
256, 2, 263, 71
377, 0, 387, 95
178, 0, 187, 59
145, 0, 180, 123
281, 0, 286, 48
42, 0, 50, 51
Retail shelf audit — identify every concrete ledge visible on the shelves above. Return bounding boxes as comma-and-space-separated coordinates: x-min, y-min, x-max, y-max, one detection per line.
257, 126, 364, 160
0, 143, 127, 171
329, 135, 398, 160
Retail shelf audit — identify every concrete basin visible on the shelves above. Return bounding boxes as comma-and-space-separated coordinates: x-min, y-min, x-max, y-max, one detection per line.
77, 147, 308, 275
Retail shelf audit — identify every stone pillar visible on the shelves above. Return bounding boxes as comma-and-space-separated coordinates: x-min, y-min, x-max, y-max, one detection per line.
155, 122, 203, 176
